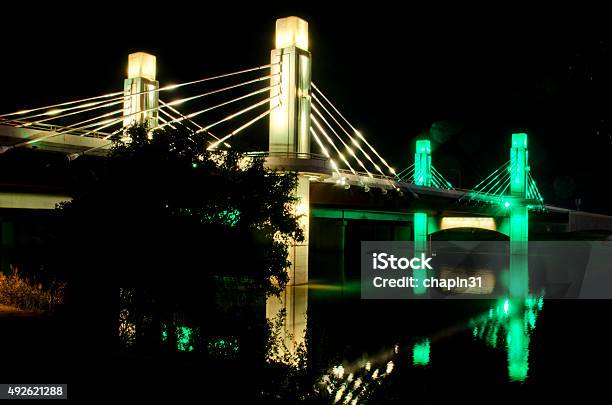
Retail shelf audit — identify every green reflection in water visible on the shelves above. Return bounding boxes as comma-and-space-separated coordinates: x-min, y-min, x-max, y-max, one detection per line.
207, 337, 240, 358
161, 322, 167, 342
161, 322, 195, 352
469, 296, 543, 382
413, 339, 431, 366
507, 316, 529, 381
177, 326, 194, 352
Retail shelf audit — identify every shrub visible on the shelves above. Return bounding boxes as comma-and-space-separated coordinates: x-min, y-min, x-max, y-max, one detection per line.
0, 266, 65, 312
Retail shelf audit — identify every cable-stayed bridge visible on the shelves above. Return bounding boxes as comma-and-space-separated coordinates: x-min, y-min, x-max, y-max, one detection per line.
1, 16, 612, 357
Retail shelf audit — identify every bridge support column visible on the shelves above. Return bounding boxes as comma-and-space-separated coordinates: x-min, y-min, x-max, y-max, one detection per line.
123, 52, 159, 129
265, 175, 309, 361
509, 133, 529, 298
340, 218, 347, 295
413, 212, 428, 295
266, 17, 312, 362
413, 140, 432, 295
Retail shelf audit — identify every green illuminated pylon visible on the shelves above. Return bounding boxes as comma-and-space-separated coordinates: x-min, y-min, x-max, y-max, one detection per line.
414, 140, 432, 187
509, 133, 529, 298
413, 212, 428, 295
413, 140, 431, 295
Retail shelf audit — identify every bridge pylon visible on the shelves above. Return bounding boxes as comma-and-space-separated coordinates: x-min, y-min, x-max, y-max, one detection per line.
123, 52, 159, 129
265, 17, 312, 362
509, 133, 529, 298
413, 140, 432, 295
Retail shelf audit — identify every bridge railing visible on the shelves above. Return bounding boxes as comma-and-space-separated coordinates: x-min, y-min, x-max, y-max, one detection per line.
244, 151, 329, 161
336, 168, 395, 182
0, 122, 113, 139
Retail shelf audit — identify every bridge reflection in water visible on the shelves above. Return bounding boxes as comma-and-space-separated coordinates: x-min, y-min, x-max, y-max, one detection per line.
316, 296, 543, 403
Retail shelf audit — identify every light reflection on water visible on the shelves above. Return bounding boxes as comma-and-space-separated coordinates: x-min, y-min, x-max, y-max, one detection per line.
317, 296, 543, 403
470, 296, 543, 382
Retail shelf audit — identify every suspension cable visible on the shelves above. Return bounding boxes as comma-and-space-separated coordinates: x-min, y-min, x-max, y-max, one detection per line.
311, 83, 396, 175
311, 94, 387, 177
311, 104, 372, 178
310, 115, 356, 174
207, 103, 280, 150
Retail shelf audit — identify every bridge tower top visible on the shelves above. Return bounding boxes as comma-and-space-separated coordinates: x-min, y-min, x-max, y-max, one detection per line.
275, 16, 309, 51
510, 132, 529, 198
123, 52, 159, 129
414, 139, 432, 187
269, 17, 311, 156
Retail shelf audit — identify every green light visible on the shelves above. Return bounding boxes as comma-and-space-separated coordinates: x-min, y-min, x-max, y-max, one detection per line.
192, 162, 198, 168
510, 133, 528, 197
413, 212, 428, 295
507, 316, 529, 381
504, 201, 510, 208
161, 322, 168, 342
177, 326, 194, 352
413, 339, 430, 366
161, 323, 194, 351
469, 297, 542, 383
510, 205, 529, 297
207, 336, 240, 358
509, 133, 529, 298
537, 296, 544, 310
414, 140, 431, 187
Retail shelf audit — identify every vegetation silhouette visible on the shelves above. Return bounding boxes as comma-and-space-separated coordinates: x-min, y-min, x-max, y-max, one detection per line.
44, 124, 313, 400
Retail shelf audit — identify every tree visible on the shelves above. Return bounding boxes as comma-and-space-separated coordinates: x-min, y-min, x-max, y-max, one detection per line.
54, 124, 303, 354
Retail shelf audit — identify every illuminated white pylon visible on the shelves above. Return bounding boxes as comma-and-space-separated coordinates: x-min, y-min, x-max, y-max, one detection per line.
269, 17, 311, 155
123, 52, 159, 128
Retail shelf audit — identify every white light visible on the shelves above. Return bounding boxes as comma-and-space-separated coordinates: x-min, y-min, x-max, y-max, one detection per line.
440, 217, 496, 231
275, 16, 309, 51
333, 387, 345, 404
332, 365, 345, 379
128, 52, 156, 81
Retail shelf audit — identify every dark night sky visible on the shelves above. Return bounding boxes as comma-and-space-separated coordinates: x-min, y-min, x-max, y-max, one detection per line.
2, 4, 611, 213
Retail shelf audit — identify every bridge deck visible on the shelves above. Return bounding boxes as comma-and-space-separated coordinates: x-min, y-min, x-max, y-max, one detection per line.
0, 124, 111, 156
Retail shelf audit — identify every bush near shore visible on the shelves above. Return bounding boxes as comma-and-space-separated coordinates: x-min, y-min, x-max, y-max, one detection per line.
0, 266, 65, 312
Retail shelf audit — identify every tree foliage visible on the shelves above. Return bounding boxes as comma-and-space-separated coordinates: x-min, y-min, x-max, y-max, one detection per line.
53, 125, 303, 349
